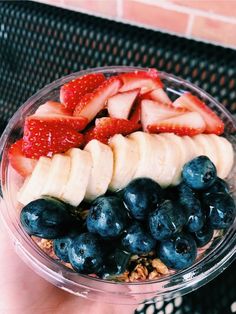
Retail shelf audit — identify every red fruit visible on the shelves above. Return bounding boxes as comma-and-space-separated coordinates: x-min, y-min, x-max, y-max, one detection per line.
60, 73, 106, 112
141, 99, 188, 131
35, 101, 72, 116
23, 118, 84, 158
27, 115, 88, 131
147, 112, 206, 136
107, 88, 140, 119
129, 101, 141, 125
8, 139, 37, 177
173, 93, 224, 135
84, 117, 141, 144
118, 69, 163, 94
143, 88, 172, 105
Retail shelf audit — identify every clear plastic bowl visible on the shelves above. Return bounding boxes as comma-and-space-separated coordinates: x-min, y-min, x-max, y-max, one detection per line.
0, 66, 235, 305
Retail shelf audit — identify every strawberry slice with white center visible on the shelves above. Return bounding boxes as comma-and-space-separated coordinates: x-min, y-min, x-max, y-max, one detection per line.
27, 115, 88, 132
107, 88, 140, 119
147, 112, 206, 136
23, 118, 84, 159
73, 76, 122, 122
118, 69, 163, 94
143, 88, 172, 105
8, 139, 37, 176
173, 93, 224, 135
60, 73, 106, 112
35, 101, 72, 116
141, 99, 188, 131
84, 117, 141, 144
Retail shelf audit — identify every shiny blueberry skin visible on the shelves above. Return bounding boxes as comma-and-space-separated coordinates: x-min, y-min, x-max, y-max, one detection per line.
122, 178, 163, 220
121, 222, 156, 254
177, 183, 205, 232
68, 233, 104, 274
203, 177, 230, 196
53, 229, 81, 263
149, 200, 187, 241
192, 223, 214, 247
203, 192, 236, 229
157, 233, 197, 270
20, 197, 72, 238
86, 196, 128, 238
99, 248, 131, 279
182, 156, 217, 190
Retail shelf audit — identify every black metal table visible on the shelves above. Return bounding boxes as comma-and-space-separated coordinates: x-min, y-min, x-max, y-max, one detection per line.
0, 2, 235, 313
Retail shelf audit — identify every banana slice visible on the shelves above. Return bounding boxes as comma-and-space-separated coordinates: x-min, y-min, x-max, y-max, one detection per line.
62, 148, 92, 206
208, 134, 234, 179
192, 134, 219, 169
159, 133, 187, 185
84, 140, 113, 199
17, 157, 52, 205
42, 154, 71, 199
182, 136, 203, 162
109, 134, 139, 191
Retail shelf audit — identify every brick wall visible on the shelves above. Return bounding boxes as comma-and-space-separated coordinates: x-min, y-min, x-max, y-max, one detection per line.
36, 0, 236, 49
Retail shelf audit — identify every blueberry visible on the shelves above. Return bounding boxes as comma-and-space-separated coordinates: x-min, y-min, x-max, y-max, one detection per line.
192, 223, 214, 247
86, 196, 128, 238
177, 183, 205, 232
149, 200, 187, 241
182, 156, 217, 190
68, 233, 104, 274
53, 229, 81, 263
203, 192, 236, 229
157, 233, 197, 270
20, 197, 73, 238
99, 248, 131, 279
122, 178, 163, 220
203, 177, 230, 196
121, 222, 156, 254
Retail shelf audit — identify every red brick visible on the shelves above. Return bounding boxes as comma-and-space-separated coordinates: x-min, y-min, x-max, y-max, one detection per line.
191, 15, 236, 47
171, 0, 236, 18
123, 0, 189, 34
62, 0, 117, 17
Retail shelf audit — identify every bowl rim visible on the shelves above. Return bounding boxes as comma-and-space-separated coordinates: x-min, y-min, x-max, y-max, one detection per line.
0, 66, 235, 303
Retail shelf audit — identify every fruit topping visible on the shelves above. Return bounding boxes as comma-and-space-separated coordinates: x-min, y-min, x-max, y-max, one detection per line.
173, 93, 224, 135
35, 101, 72, 116
107, 89, 140, 119
182, 156, 217, 190
20, 197, 73, 238
23, 117, 84, 158
192, 223, 214, 248
157, 233, 197, 270
84, 117, 140, 144
147, 111, 206, 136
143, 88, 172, 105
118, 69, 162, 93
122, 178, 163, 220
86, 196, 128, 238
73, 76, 122, 122
148, 200, 187, 240
203, 192, 236, 229
68, 233, 104, 274
8, 139, 37, 177
60, 73, 106, 112
121, 222, 156, 254
203, 177, 230, 195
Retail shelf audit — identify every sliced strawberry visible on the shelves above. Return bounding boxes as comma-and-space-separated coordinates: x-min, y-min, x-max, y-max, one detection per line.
118, 69, 163, 94
73, 76, 122, 122
107, 88, 140, 119
129, 101, 141, 125
84, 117, 140, 144
141, 99, 188, 131
8, 139, 37, 176
27, 115, 88, 132
60, 73, 106, 112
23, 118, 84, 158
143, 88, 172, 105
35, 101, 72, 116
147, 112, 206, 136
173, 93, 224, 135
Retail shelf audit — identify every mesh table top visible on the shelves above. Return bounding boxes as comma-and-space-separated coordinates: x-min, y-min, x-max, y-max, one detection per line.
0, 2, 235, 313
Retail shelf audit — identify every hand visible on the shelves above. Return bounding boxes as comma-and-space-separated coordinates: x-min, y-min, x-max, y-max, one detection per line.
0, 219, 137, 314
